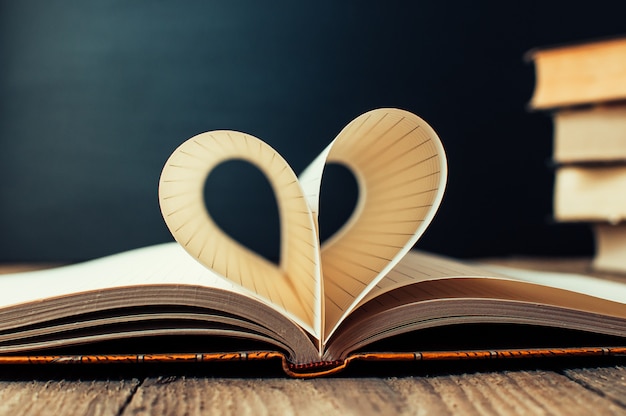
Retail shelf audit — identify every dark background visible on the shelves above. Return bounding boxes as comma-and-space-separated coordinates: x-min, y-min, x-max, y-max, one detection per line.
1, 0, 624, 262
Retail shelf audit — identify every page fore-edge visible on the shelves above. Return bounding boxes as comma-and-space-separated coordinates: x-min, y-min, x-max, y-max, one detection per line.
0, 347, 624, 378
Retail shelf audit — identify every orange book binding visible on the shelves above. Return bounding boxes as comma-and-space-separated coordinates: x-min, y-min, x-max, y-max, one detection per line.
1, 347, 624, 378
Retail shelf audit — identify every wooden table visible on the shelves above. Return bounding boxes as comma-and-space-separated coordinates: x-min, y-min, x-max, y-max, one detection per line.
0, 259, 625, 415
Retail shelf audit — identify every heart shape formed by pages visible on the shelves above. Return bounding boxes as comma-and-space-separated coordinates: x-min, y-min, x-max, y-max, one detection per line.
158, 108, 448, 343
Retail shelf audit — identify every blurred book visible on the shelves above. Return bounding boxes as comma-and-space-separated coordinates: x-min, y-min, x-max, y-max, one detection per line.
528, 36, 626, 109
593, 223, 626, 273
553, 105, 626, 164
528, 35, 626, 273
553, 165, 626, 223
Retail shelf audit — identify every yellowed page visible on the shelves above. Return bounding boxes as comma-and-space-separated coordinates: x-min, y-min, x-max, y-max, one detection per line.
357, 250, 509, 306
158, 108, 447, 345
159, 132, 321, 338
480, 262, 626, 305
298, 109, 448, 342
362, 250, 626, 310
0, 243, 237, 309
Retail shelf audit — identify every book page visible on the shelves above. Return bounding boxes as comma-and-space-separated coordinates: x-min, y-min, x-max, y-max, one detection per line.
0, 243, 321, 363
159, 131, 322, 338
363, 250, 626, 306
324, 252, 626, 358
479, 263, 626, 305
356, 250, 512, 306
299, 109, 448, 342
0, 243, 241, 309
327, 274, 626, 360
158, 108, 448, 345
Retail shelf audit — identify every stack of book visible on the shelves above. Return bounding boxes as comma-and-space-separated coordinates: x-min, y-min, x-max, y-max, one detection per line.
528, 36, 626, 273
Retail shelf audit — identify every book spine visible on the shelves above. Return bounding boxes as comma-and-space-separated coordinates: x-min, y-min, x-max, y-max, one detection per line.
0, 347, 624, 378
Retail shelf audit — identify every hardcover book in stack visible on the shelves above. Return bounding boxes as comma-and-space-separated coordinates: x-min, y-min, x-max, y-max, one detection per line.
528, 36, 626, 273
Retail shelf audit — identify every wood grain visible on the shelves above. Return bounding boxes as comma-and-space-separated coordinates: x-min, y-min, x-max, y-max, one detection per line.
126, 377, 324, 415
390, 370, 626, 415
118, 370, 626, 415
0, 379, 139, 416
563, 366, 626, 408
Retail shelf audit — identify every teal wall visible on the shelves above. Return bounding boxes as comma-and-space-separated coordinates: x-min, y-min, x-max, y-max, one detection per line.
1, 0, 624, 261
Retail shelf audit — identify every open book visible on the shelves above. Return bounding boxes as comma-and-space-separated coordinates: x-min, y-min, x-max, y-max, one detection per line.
1, 109, 625, 377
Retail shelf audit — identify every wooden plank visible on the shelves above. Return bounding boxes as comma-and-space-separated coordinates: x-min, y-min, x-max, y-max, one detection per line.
306, 378, 408, 414
387, 370, 626, 415
564, 366, 626, 408
0, 378, 140, 416
122, 369, 626, 415
124, 376, 405, 414
0, 368, 621, 415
